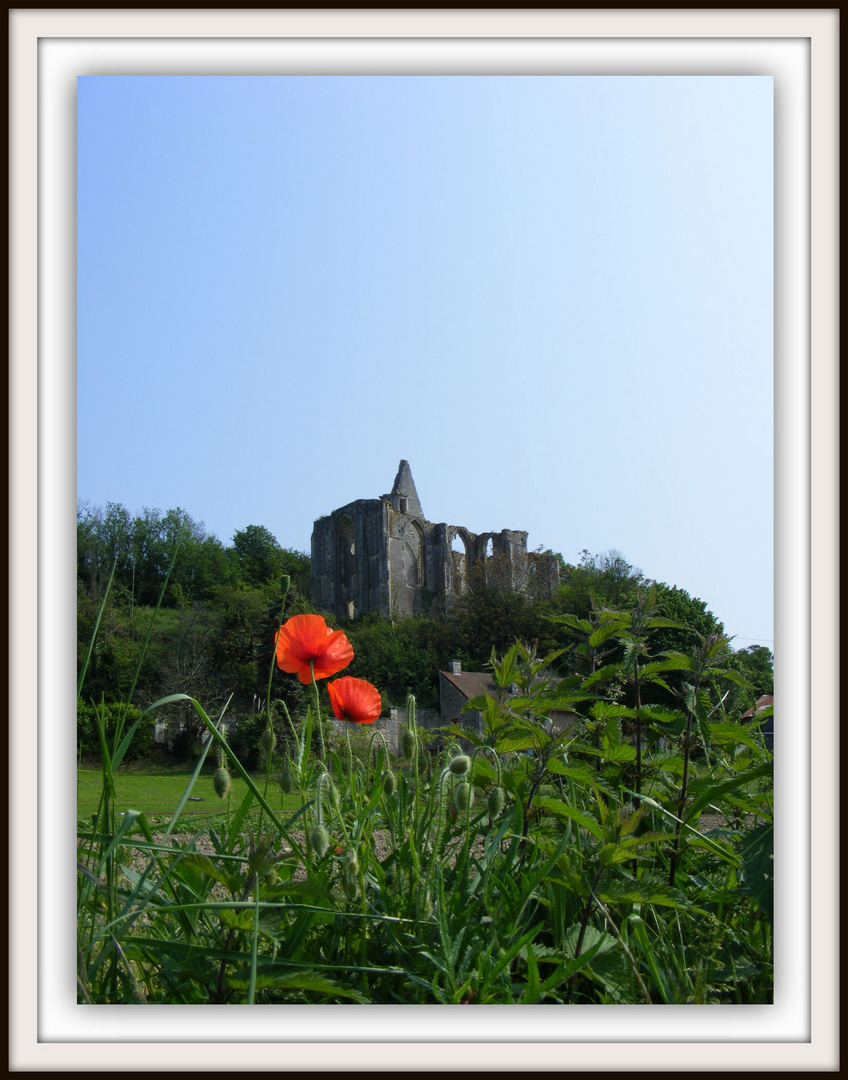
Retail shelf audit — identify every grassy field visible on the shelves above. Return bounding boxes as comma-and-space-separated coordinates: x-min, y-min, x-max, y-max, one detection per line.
77, 764, 302, 826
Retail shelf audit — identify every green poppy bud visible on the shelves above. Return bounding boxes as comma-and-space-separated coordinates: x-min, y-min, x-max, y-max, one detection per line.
454, 782, 472, 812
280, 766, 293, 794
310, 823, 330, 858
402, 730, 416, 758
342, 866, 360, 901
213, 767, 231, 799
260, 726, 276, 755
449, 754, 471, 776
487, 786, 505, 819
264, 867, 278, 886
383, 770, 396, 796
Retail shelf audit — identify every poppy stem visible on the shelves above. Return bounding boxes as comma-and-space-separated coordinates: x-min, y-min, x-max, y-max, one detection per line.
267, 581, 289, 713
310, 663, 326, 761
345, 722, 354, 795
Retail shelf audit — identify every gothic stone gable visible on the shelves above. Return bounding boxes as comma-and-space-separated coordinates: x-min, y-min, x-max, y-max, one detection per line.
310, 461, 558, 619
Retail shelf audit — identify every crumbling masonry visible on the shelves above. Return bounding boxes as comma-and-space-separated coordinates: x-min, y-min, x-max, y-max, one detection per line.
310, 461, 559, 620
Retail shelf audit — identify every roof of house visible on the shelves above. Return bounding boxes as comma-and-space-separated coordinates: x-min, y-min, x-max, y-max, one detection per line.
742, 694, 774, 719
440, 669, 565, 704
440, 670, 500, 701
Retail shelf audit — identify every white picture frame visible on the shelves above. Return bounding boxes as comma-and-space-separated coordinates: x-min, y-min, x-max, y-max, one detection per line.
10, 9, 838, 1072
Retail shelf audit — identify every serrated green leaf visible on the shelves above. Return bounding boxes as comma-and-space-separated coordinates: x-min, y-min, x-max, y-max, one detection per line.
590, 701, 635, 720
684, 762, 772, 823
545, 759, 595, 783
226, 970, 368, 1002
600, 879, 692, 910
581, 664, 622, 690
180, 852, 241, 892
639, 657, 692, 678
708, 722, 766, 752
582, 946, 632, 1002
496, 733, 539, 753
218, 907, 254, 932
739, 822, 773, 924
637, 706, 686, 725
600, 739, 636, 764
588, 622, 628, 649
562, 924, 616, 959
644, 616, 686, 630
440, 721, 485, 747
535, 797, 604, 841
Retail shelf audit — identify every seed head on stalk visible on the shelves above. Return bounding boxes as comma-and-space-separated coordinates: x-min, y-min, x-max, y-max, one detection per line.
213, 766, 231, 799
309, 768, 333, 861
280, 762, 293, 794
454, 781, 472, 812
260, 724, 277, 756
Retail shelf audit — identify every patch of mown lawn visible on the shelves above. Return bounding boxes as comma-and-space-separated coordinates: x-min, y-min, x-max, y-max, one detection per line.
77, 764, 302, 826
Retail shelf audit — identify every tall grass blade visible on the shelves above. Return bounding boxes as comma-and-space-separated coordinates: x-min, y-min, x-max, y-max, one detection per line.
77, 559, 117, 698
161, 704, 230, 842
114, 535, 184, 750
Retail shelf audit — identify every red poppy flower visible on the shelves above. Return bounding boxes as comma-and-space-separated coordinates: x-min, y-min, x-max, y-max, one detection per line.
275, 614, 354, 684
327, 677, 382, 725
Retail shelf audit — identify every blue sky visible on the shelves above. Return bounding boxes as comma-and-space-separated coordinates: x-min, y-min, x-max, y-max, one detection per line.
77, 74, 773, 647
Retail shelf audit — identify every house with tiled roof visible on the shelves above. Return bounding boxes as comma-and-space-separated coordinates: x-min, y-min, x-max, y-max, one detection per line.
742, 694, 774, 750
438, 659, 577, 743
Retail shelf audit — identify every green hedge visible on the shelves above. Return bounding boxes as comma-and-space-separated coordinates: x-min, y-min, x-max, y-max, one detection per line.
77, 700, 157, 762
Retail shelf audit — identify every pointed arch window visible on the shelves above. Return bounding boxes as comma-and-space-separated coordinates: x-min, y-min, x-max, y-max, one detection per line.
450, 530, 468, 595
402, 521, 424, 588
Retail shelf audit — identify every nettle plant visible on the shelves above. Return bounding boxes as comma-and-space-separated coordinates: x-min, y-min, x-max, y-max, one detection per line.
78, 574, 773, 1005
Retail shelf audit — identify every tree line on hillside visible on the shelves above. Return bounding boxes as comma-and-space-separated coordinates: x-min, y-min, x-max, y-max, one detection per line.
77, 503, 773, 764
77, 502, 310, 606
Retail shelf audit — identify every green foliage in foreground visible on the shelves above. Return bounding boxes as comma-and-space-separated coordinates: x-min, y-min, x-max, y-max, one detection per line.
78, 615, 773, 1005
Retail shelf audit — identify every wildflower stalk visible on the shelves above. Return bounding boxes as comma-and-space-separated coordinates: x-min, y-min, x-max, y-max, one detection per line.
266, 576, 290, 712
668, 709, 694, 887
420, 767, 453, 920
566, 864, 606, 1004
257, 723, 275, 837
407, 694, 419, 828
401, 695, 423, 907
458, 779, 475, 867
257, 577, 288, 838
367, 730, 390, 787
246, 888, 261, 1006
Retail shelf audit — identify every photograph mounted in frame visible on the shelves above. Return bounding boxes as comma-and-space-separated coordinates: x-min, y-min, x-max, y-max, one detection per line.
10, 8, 837, 1074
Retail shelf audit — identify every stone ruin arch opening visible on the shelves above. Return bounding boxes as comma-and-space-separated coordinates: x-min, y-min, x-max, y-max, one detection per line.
310, 461, 559, 619
402, 520, 425, 588
449, 528, 469, 596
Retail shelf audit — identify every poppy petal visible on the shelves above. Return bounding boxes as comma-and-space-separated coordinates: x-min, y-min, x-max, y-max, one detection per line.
327, 677, 382, 724
275, 614, 353, 682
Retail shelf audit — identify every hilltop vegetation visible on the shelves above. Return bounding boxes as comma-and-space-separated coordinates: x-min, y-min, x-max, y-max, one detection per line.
77, 502, 773, 762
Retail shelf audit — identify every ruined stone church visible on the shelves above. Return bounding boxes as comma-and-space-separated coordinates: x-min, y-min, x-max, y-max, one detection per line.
310, 461, 558, 620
